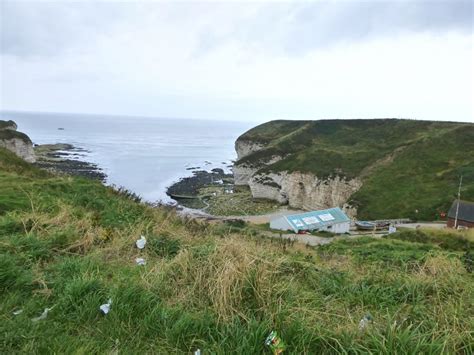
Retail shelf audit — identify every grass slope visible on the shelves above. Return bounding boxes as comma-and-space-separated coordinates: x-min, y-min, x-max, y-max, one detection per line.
236, 119, 474, 220
1, 147, 473, 353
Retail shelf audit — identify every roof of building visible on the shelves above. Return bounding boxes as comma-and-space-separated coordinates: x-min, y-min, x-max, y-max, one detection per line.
283, 207, 350, 230
448, 199, 474, 223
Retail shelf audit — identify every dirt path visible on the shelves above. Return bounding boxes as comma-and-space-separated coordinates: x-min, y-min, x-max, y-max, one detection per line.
395, 222, 446, 229
216, 207, 305, 224
177, 206, 304, 223
263, 230, 385, 246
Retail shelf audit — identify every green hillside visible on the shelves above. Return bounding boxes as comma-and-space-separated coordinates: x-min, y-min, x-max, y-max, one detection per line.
236, 119, 474, 220
1, 147, 473, 353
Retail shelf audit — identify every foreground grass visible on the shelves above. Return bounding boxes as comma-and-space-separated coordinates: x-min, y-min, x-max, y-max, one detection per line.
1, 148, 473, 353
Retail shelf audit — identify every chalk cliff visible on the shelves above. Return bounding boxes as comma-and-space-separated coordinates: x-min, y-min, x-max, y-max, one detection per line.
234, 140, 359, 215
0, 120, 36, 163
249, 172, 361, 217
232, 119, 474, 220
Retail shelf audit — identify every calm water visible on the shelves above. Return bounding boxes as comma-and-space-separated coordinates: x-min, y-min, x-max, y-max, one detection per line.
2, 111, 255, 202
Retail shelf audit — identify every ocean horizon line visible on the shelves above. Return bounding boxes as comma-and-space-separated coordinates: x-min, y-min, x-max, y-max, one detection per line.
0, 109, 262, 125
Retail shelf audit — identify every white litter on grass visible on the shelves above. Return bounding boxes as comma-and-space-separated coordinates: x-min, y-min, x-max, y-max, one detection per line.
194, 349, 201, 355
12, 309, 23, 316
136, 235, 146, 249
359, 314, 373, 330
100, 299, 113, 314
135, 257, 146, 266
32, 307, 53, 322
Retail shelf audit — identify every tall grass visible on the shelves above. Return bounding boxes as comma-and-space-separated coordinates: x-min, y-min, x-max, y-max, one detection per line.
1, 148, 473, 353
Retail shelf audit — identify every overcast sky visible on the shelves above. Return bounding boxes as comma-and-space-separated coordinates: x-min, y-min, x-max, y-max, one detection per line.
1, 0, 473, 122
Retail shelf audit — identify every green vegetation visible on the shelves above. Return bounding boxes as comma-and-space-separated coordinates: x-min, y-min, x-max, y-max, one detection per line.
0, 120, 17, 130
0, 119, 29, 142
195, 185, 280, 216
0, 129, 32, 143
387, 228, 474, 252
1, 147, 473, 353
236, 119, 474, 220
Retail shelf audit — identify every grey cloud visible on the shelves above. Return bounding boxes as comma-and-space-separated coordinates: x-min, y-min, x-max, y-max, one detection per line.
196, 1, 473, 56
0, 1, 130, 57
281, 0, 473, 54
2, 0, 472, 60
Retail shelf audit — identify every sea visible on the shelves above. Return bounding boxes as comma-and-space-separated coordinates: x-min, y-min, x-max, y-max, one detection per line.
3, 111, 256, 203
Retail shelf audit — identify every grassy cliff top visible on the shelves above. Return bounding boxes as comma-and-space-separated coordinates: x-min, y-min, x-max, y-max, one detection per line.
0, 129, 33, 143
0, 120, 32, 143
236, 119, 474, 220
1, 147, 473, 353
0, 119, 17, 130
237, 119, 471, 172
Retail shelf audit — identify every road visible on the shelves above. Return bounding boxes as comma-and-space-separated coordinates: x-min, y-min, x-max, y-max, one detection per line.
263, 230, 385, 246
395, 222, 446, 229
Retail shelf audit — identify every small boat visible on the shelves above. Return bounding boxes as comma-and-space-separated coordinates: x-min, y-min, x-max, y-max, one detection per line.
375, 221, 390, 230
356, 221, 391, 231
355, 221, 376, 230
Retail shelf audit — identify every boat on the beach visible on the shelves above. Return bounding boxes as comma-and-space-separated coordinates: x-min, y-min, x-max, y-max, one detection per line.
355, 221, 376, 230
355, 221, 391, 230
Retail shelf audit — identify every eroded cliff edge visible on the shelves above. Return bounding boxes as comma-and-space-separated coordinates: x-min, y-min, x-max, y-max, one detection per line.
0, 120, 36, 163
233, 119, 474, 220
235, 135, 360, 216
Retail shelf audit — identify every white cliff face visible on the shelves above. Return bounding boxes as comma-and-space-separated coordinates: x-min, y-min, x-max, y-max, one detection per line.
233, 165, 260, 186
249, 171, 362, 217
233, 155, 283, 186
0, 137, 36, 163
233, 137, 362, 216
235, 140, 265, 160
234, 140, 266, 185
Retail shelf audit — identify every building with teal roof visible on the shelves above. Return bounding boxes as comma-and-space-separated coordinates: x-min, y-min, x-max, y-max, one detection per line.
270, 207, 351, 234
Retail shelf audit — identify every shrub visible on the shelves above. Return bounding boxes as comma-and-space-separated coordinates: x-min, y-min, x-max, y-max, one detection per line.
148, 234, 181, 258
387, 229, 473, 251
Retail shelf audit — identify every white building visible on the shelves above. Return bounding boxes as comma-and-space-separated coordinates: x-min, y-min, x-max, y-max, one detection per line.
270, 207, 350, 234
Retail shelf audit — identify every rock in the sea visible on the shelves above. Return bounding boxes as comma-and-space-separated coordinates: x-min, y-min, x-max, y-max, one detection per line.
211, 168, 224, 174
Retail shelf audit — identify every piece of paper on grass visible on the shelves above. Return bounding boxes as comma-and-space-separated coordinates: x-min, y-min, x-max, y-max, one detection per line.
100, 299, 113, 314
136, 235, 146, 249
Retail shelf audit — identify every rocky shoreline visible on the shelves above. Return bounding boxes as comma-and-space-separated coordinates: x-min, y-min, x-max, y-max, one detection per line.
34, 143, 106, 182
167, 168, 233, 198
166, 167, 281, 216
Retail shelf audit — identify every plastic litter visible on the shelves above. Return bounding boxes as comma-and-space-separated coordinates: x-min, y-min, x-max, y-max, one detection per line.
32, 307, 53, 322
136, 235, 146, 249
100, 299, 113, 314
359, 314, 373, 330
135, 257, 146, 266
265, 331, 286, 354
12, 309, 23, 316
194, 350, 201, 355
